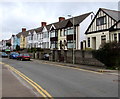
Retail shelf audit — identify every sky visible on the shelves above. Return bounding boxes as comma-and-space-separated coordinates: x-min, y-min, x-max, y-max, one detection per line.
0, 0, 119, 41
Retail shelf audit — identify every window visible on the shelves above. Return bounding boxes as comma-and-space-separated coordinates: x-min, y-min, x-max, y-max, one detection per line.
37, 34, 39, 40
67, 40, 76, 48
60, 29, 62, 37
96, 16, 106, 26
51, 41, 57, 49
43, 32, 49, 38
88, 38, 90, 47
31, 35, 33, 40
101, 35, 106, 44
50, 30, 56, 37
40, 33, 43, 39
114, 34, 117, 41
67, 28, 74, 35
64, 29, 67, 36
47, 42, 49, 48
42, 42, 49, 48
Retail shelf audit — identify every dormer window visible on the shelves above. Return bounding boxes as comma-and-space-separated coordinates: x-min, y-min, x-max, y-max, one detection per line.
96, 16, 106, 26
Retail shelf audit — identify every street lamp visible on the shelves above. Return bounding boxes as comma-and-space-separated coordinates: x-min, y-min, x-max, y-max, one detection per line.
68, 15, 75, 64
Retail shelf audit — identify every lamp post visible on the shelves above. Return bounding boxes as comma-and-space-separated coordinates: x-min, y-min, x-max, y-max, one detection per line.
68, 15, 75, 64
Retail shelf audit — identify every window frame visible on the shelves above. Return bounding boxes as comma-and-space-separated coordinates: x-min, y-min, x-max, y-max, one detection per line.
96, 16, 106, 26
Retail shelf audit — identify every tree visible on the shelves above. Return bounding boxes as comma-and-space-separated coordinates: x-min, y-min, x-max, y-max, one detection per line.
16, 45, 20, 51
93, 41, 120, 70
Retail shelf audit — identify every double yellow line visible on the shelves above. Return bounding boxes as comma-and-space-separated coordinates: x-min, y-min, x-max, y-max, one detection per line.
0, 62, 53, 99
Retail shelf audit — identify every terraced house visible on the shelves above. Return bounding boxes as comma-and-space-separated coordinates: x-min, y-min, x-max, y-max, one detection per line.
27, 22, 51, 49
85, 8, 120, 50
25, 12, 93, 50
50, 12, 93, 50
2, 8, 119, 52
19, 28, 28, 49
10, 35, 20, 50
27, 29, 37, 48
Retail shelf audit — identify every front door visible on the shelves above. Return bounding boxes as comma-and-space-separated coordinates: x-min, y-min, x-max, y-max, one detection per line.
92, 37, 96, 50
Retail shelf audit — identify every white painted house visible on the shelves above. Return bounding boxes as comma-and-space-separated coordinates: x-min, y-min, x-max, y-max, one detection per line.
26, 12, 94, 50
49, 12, 94, 50
42, 24, 51, 49
35, 26, 43, 48
27, 22, 52, 49
27, 29, 38, 48
85, 8, 120, 50
0, 40, 6, 50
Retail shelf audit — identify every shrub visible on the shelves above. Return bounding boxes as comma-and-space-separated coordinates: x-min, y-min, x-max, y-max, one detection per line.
93, 42, 120, 70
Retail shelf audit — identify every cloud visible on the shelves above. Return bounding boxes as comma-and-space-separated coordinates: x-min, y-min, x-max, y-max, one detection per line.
0, 1, 119, 41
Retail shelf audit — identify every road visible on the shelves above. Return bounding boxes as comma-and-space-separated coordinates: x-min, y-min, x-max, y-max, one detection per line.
2, 58, 118, 98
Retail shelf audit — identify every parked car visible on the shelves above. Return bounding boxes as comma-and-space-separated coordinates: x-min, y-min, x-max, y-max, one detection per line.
43, 53, 49, 60
0, 52, 8, 58
17, 53, 31, 61
9, 52, 19, 59
0, 52, 2, 56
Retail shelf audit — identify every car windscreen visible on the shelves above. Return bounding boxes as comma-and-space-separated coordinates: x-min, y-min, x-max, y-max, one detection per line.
23, 54, 30, 56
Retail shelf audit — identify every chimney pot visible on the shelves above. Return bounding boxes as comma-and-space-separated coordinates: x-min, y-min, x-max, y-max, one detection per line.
22, 28, 26, 32
41, 22, 47, 27
59, 17, 65, 22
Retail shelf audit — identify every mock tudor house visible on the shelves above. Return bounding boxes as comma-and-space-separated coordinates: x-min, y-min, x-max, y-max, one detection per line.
109, 20, 120, 42
85, 8, 120, 50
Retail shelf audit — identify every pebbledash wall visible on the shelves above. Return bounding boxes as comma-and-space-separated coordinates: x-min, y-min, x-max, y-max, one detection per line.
30, 50, 105, 67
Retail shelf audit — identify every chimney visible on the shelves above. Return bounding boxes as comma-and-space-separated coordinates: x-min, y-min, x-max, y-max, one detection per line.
41, 22, 47, 27
22, 28, 26, 32
59, 17, 65, 22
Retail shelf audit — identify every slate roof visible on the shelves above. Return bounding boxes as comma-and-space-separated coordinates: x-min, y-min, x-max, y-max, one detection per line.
46, 24, 52, 31
16, 12, 92, 37
16, 32, 22, 38
101, 8, 120, 21
16, 30, 29, 37
51, 12, 92, 30
35, 27, 43, 33
69, 12, 92, 25
28, 29, 36, 35
22, 31, 29, 37
109, 20, 120, 31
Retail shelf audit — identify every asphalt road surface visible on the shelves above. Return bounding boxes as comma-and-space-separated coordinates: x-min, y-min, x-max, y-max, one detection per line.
2, 58, 119, 98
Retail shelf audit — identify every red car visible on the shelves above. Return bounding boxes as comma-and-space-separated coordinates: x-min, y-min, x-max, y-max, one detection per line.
17, 53, 31, 61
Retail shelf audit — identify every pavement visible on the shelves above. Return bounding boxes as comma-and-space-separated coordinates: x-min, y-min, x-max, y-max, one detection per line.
32, 59, 119, 76
2, 64, 37, 98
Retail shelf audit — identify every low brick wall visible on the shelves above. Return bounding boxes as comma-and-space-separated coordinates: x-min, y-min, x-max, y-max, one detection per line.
29, 49, 105, 67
